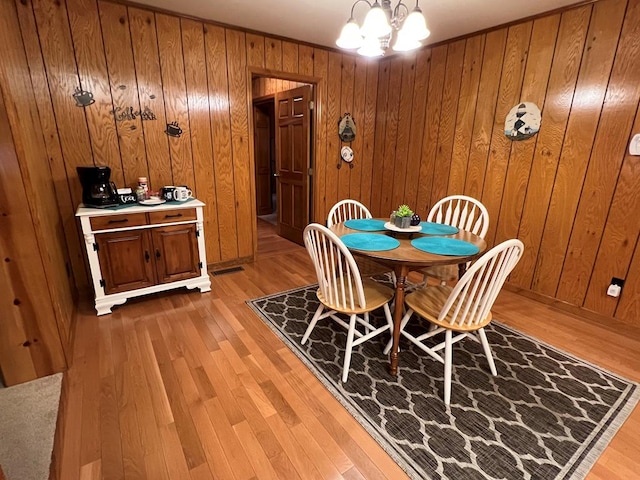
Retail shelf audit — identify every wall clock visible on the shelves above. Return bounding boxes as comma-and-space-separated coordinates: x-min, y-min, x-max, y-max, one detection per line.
504, 102, 541, 141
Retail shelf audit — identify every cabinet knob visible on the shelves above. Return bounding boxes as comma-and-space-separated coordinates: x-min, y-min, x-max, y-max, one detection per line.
144, 251, 150, 262
155, 249, 161, 259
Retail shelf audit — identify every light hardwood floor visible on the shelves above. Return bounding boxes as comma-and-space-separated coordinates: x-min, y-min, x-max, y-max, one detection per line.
58, 220, 640, 479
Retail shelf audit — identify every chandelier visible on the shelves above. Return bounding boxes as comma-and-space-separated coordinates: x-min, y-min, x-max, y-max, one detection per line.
336, 0, 430, 57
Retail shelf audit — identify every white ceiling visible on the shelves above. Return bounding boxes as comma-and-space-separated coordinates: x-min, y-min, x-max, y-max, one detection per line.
134, 0, 583, 50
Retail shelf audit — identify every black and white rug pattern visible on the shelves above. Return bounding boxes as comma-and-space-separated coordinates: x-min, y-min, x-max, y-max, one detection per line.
247, 284, 639, 480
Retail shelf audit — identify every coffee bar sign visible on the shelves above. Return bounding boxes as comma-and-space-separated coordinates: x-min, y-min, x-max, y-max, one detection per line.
72, 85, 158, 122
72, 86, 186, 138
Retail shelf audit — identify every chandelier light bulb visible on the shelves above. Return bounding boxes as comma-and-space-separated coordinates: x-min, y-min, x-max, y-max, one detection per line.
392, 30, 422, 52
336, 0, 430, 57
358, 34, 385, 57
401, 6, 430, 41
360, 1, 392, 38
336, 18, 364, 49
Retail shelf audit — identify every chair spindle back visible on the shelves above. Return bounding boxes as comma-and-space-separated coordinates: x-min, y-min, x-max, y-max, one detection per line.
439, 239, 524, 328
303, 223, 366, 311
428, 195, 489, 238
327, 200, 372, 227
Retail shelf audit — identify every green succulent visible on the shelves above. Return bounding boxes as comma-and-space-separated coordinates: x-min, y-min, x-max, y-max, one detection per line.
395, 204, 413, 217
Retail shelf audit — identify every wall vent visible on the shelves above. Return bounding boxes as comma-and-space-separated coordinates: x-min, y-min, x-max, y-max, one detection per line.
212, 266, 244, 276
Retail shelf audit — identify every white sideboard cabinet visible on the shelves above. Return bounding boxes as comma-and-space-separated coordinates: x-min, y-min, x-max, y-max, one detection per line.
76, 199, 211, 315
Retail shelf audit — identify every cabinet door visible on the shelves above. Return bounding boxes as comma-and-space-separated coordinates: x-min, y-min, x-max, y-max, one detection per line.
96, 230, 156, 294
151, 224, 200, 284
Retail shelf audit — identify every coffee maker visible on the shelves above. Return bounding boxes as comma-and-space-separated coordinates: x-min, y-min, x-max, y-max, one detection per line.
77, 166, 119, 208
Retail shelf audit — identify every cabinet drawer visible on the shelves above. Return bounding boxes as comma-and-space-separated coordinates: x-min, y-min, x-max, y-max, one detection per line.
148, 208, 197, 225
90, 212, 148, 231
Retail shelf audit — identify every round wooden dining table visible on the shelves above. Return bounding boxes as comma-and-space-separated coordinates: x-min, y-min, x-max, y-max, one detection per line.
329, 219, 487, 376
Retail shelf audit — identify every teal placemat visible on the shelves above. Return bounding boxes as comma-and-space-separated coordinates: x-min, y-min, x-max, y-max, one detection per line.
344, 219, 387, 231
419, 222, 459, 235
411, 236, 479, 256
341, 233, 400, 251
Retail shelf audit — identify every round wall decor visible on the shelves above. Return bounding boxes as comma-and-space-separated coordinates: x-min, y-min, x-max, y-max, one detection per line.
340, 146, 354, 163
504, 102, 541, 141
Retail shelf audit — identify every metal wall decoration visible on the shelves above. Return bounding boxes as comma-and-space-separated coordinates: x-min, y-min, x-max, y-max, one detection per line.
338, 113, 356, 142
338, 113, 356, 169
72, 87, 94, 107
165, 121, 183, 138
505, 102, 541, 141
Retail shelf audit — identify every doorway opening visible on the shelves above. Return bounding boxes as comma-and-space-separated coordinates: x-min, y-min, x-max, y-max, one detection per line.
251, 75, 315, 247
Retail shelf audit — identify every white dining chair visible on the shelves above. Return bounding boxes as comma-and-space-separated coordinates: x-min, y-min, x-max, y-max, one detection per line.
327, 199, 372, 227
327, 199, 395, 283
418, 195, 490, 286
303, 223, 395, 382
384, 239, 524, 404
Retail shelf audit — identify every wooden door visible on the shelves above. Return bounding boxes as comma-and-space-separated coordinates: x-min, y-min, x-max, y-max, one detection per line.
96, 230, 156, 294
275, 85, 312, 244
254, 101, 273, 215
151, 224, 200, 284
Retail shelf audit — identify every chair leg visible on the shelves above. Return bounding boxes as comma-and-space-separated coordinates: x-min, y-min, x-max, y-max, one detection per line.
444, 330, 453, 405
363, 312, 374, 333
302, 304, 324, 344
342, 314, 357, 383
478, 328, 497, 376
383, 308, 414, 355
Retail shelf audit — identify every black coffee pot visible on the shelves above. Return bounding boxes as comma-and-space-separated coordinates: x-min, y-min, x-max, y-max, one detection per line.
77, 166, 119, 208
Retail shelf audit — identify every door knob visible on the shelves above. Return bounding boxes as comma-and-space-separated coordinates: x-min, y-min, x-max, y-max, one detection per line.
273, 173, 280, 177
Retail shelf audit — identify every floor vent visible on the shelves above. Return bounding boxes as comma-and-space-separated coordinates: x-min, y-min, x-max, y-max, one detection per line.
212, 266, 244, 276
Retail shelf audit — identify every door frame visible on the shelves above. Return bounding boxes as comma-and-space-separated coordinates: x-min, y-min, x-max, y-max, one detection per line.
247, 68, 321, 256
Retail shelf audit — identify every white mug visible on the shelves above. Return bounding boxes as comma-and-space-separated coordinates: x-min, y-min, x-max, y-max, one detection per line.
174, 186, 192, 201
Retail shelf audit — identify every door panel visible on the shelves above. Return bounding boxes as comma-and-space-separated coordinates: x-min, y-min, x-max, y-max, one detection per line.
96, 231, 156, 294
151, 224, 200, 283
254, 102, 272, 215
275, 85, 311, 245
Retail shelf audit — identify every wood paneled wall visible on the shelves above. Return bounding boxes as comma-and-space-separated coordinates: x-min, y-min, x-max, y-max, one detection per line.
367, 0, 640, 323
3, 0, 639, 325
5, 0, 382, 286
0, 0, 73, 385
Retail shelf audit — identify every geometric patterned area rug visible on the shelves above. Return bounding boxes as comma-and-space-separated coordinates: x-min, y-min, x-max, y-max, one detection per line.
247, 285, 639, 480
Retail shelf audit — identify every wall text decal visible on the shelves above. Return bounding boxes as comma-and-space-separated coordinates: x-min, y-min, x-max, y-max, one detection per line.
110, 106, 157, 122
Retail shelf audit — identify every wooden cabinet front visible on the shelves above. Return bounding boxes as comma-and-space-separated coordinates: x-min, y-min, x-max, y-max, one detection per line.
96, 230, 156, 294
151, 224, 200, 284
77, 200, 211, 315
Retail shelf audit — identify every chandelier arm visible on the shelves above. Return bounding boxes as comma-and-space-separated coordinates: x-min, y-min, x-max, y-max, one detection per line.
392, 1, 410, 25
350, 0, 374, 19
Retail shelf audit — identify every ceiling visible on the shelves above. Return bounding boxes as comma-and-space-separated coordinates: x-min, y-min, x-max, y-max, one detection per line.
133, 0, 583, 51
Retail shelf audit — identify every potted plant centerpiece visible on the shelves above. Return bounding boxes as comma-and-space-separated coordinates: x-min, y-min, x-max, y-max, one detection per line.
393, 204, 413, 229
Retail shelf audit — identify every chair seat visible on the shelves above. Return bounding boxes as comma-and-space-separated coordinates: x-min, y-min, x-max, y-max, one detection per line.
317, 278, 394, 315
405, 285, 492, 332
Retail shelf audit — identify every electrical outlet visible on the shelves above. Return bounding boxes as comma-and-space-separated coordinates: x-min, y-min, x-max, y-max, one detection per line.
607, 277, 625, 298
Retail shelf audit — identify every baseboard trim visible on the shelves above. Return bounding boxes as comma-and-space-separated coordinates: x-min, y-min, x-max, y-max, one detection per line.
503, 283, 615, 325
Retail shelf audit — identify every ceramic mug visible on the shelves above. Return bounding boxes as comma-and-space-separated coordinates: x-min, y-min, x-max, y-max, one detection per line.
174, 186, 192, 202
161, 186, 177, 201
